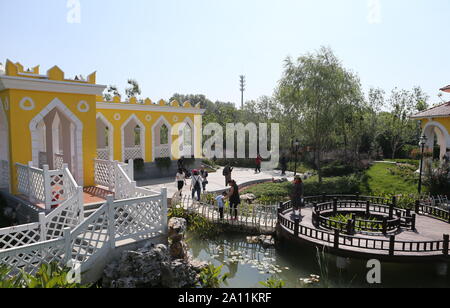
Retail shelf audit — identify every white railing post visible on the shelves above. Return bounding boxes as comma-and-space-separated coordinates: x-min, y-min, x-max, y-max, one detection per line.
77, 186, 84, 220
128, 159, 134, 181
107, 195, 116, 249
26, 162, 33, 200
42, 165, 52, 212
63, 227, 72, 264
38, 212, 46, 241
161, 188, 168, 233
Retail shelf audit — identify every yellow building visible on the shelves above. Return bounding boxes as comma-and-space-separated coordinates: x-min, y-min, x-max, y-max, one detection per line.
412, 84, 450, 161
0, 60, 204, 193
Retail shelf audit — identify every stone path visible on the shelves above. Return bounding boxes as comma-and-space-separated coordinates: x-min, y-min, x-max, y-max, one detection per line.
137, 167, 297, 198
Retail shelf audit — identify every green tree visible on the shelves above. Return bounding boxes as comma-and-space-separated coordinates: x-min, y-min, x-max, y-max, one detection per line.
277, 47, 363, 182
125, 79, 142, 101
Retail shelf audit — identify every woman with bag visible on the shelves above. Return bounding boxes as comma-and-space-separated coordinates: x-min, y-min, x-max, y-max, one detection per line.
227, 180, 240, 220
191, 169, 203, 202
175, 168, 186, 197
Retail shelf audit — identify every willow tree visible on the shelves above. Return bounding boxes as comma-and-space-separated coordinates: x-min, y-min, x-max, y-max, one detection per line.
277, 47, 363, 183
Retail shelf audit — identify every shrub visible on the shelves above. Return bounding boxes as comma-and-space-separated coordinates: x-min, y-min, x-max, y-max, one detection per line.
168, 207, 222, 238
303, 174, 363, 196
321, 161, 355, 177
197, 264, 229, 288
259, 277, 285, 288
133, 158, 145, 171
155, 157, 172, 170
425, 167, 450, 198
0, 263, 90, 288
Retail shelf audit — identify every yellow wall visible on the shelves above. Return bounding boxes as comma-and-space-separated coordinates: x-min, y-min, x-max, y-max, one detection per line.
96, 108, 199, 162
4, 89, 97, 191
421, 118, 450, 132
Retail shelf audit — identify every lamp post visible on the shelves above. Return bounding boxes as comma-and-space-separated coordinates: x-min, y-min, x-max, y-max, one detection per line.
418, 135, 428, 195
293, 139, 300, 177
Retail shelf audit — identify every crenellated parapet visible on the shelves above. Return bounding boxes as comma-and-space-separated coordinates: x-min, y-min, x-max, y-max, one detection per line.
99, 96, 202, 110
4, 60, 97, 84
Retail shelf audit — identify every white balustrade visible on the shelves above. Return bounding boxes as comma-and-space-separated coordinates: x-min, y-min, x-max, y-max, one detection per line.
97, 148, 110, 161
155, 145, 170, 158
0, 188, 168, 278
54, 153, 64, 170
124, 146, 142, 161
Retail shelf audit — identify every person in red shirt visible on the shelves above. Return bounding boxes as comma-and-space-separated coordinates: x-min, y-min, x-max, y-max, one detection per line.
255, 154, 262, 174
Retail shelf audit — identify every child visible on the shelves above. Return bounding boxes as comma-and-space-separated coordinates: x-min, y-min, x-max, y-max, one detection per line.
215, 192, 227, 220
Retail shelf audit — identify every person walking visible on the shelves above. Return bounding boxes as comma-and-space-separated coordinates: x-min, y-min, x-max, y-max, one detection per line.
200, 165, 209, 192
177, 156, 185, 170
227, 180, 240, 220
255, 154, 262, 174
291, 176, 304, 218
223, 163, 233, 186
176, 168, 186, 197
280, 155, 288, 176
215, 191, 227, 220
191, 169, 203, 202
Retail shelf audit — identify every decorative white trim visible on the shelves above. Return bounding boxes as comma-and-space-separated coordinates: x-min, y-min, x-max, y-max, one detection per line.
151, 116, 173, 161
114, 113, 121, 121
29, 98, 84, 186
0, 97, 11, 192
121, 114, 146, 162
97, 102, 205, 115
173, 116, 179, 122
145, 114, 152, 122
19, 97, 36, 111
0, 76, 106, 96
77, 100, 90, 113
96, 112, 114, 161
182, 117, 195, 157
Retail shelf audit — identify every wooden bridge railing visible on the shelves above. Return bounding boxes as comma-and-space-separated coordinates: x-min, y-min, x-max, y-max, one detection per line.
277, 195, 450, 257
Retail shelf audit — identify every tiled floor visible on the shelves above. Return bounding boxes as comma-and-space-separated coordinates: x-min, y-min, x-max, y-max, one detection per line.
83, 186, 112, 204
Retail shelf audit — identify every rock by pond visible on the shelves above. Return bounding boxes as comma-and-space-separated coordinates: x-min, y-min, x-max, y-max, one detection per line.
102, 218, 208, 288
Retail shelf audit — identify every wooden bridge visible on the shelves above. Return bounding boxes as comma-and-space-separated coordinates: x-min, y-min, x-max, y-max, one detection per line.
277, 195, 450, 261
175, 195, 278, 234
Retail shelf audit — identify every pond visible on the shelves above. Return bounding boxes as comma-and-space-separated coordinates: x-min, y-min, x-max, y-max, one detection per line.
188, 232, 450, 288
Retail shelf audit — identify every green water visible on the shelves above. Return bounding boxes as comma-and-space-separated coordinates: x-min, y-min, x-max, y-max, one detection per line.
188, 232, 450, 288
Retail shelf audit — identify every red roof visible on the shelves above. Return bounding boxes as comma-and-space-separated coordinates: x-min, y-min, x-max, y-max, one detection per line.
440, 85, 450, 93
411, 101, 450, 119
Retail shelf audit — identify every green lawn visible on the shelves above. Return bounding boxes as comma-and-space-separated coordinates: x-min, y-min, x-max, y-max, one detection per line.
361, 162, 417, 195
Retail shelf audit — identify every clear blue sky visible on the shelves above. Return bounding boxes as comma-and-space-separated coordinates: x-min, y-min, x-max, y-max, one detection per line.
1, 0, 449, 105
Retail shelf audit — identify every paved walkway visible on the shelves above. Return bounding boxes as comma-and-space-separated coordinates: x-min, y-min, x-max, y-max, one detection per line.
137, 167, 297, 198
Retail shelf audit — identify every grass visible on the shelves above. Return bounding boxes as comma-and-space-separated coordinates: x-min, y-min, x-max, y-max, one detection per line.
361, 162, 417, 195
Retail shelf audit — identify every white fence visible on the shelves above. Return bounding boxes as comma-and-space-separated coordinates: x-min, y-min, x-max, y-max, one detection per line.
0, 189, 167, 277
124, 146, 143, 161
155, 145, 170, 158
16, 162, 80, 211
94, 159, 135, 197
0, 164, 84, 250
97, 148, 110, 161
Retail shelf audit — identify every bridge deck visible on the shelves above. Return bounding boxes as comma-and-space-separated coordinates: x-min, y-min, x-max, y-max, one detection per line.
280, 207, 450, 258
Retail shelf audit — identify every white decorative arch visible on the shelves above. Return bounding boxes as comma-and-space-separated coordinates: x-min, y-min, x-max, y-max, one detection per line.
30, 98, 84, 186
96, 112, 114, 160
121, 114, 146, 162
179, 117, 195, 158
422, 121, 450, 160
151, 116, 173, 161
0, 97, 11, 192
